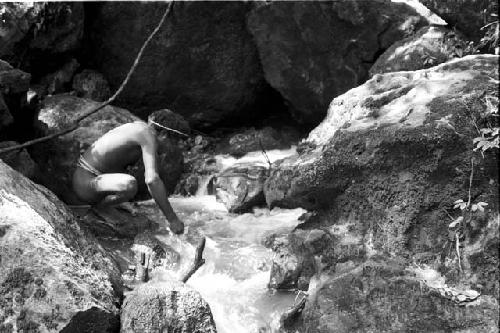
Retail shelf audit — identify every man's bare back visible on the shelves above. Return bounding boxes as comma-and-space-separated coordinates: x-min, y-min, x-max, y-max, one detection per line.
72, 119, 185, 234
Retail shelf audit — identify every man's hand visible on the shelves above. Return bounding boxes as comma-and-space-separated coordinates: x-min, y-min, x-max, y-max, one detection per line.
169, 218, 185, 234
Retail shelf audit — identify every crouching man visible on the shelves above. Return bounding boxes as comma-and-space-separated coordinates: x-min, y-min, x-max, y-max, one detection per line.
72, 109, 188, 234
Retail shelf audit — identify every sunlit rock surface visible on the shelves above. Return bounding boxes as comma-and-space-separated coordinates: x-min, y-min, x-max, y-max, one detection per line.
121, 281, 217, 333
265, 55, 499, 330
247, 0, 429, 125
369, 25, 472, 76
0, 160, 121, 332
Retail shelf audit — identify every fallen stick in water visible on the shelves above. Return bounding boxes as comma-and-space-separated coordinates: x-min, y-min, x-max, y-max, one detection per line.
181, 236, 206, 283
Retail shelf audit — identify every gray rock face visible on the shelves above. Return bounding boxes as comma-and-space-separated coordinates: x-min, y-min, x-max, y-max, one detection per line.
297, 260, 499, 333
0, 3, 83, 61
72, 69, 112, 102
370, 25, 472, 76
215, 163, 268, 213
85, 1, 265, 127
31, 94, 183, 203
121, 281, 217, 333
0, 160, 121, 332
265, 55, 499, 327
265, 55, 499, 211
247, 0, 429, 125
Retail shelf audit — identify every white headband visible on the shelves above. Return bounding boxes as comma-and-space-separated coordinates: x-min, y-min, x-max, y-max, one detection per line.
149, 120, 189, 137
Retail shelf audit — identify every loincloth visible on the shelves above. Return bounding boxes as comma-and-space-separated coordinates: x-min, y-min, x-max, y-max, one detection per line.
77, 155, 102, 177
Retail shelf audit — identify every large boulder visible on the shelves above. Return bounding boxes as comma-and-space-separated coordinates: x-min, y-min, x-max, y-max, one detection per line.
295, 260, 498, 332
247, 0, 430, 126
369, 25, 472, 76
84, 2, 266, 127
121, 281, 217, 333
214, 162, 269, 213
0, 160, 121, 332
0, 3, 84, 71
265, 55, 499, 298
31, 94, 183, 203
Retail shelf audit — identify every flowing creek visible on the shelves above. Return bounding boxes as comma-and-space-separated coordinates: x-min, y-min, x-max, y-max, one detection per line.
101, 147, 306, 332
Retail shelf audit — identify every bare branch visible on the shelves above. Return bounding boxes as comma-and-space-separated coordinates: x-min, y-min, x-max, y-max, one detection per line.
181, 236, 206, 283
0, 1, 174, 155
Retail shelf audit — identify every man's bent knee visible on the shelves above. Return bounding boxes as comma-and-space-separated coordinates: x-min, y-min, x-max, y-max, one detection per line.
122, 176, 138, 198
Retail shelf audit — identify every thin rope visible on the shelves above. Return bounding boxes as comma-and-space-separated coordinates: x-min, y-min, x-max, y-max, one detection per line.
0, 1, 174, 155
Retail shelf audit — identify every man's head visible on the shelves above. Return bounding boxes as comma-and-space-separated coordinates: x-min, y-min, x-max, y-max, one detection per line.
147, 109, 191, 140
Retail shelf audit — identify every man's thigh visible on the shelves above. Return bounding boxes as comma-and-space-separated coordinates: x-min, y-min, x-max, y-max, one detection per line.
93, 173, 137, 195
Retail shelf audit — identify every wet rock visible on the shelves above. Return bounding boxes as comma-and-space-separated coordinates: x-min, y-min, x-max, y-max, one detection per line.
85, 1, 265, 127
132, 231, 181, 282
31, 94, 183, 203
0, 160, 121, 332
0, 141, 37, 179
215, 163, 269, 213
0, 3, 83, 61
121, 280, 217, 333
72, 69, 111, 102
33, 58, 79, 97
247, 0, 429, 126
266, 229, 334, 290
370, 26, 472, 76
75, 205, 158, 239
297, 260, 499, 332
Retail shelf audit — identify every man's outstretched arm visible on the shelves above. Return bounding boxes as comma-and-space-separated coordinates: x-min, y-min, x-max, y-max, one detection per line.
140, 130, 184, 234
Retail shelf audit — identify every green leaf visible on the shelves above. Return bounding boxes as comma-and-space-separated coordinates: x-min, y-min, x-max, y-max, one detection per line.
449, 216, 463, 228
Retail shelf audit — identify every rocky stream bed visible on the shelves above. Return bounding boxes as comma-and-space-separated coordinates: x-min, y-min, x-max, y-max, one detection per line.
1, 1, 499, 332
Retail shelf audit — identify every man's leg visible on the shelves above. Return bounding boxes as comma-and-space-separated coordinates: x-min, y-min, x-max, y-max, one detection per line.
92, 173, 138, 206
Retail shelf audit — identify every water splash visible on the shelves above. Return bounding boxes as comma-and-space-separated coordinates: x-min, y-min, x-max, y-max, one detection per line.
150, 195, 306, 333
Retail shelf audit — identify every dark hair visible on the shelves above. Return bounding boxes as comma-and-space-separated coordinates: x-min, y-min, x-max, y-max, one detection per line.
148, 109, 191, 138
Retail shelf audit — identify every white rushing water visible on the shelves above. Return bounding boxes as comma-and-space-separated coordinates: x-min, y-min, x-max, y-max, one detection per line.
100, 146, 304, 331
152, 195, 306, 333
